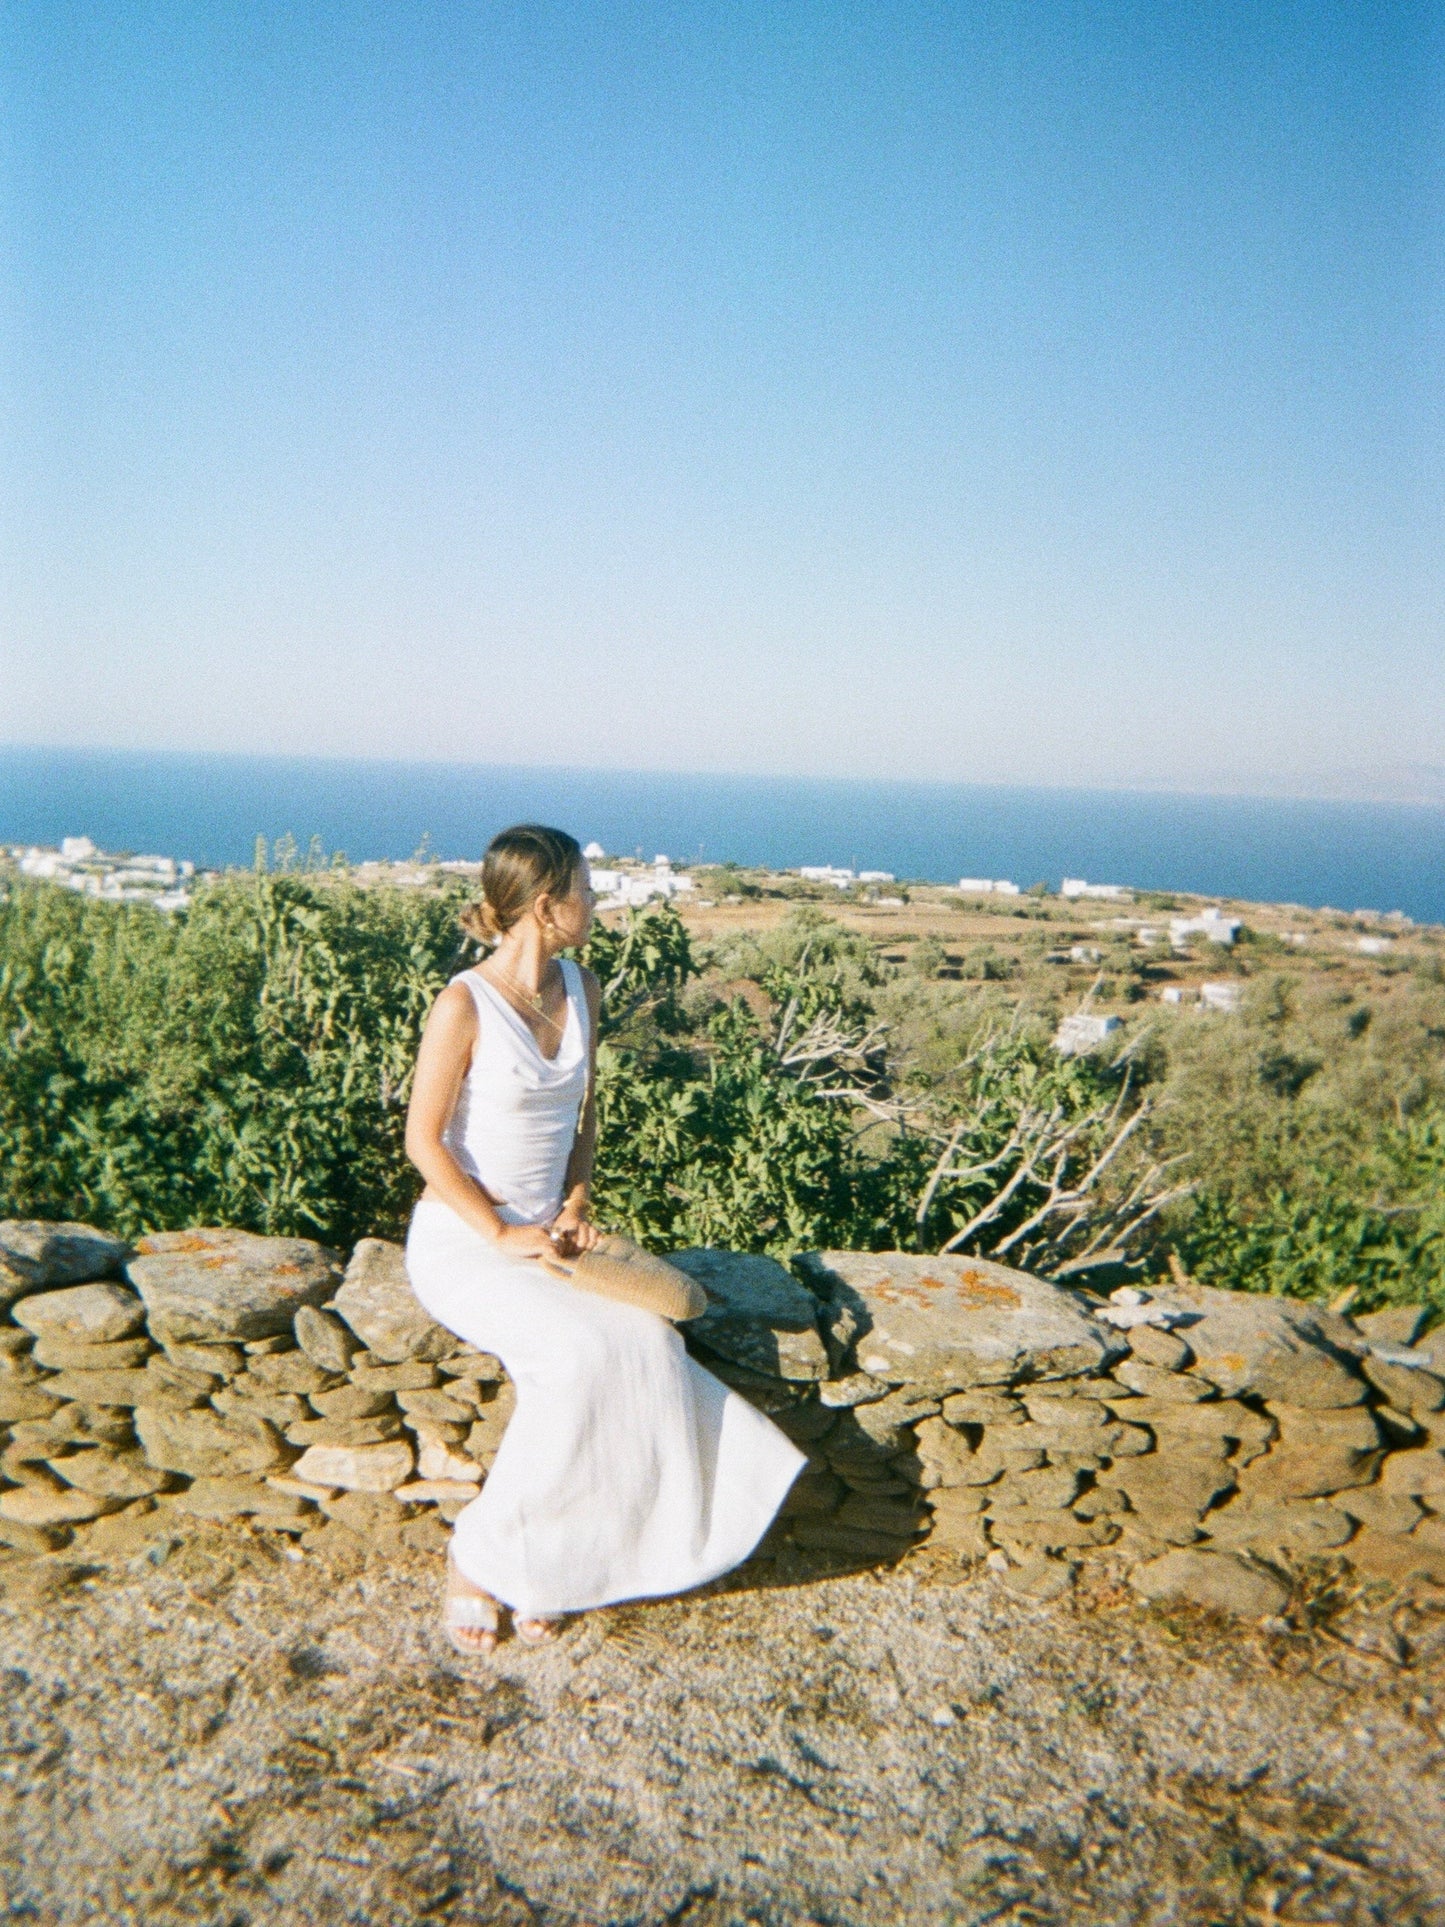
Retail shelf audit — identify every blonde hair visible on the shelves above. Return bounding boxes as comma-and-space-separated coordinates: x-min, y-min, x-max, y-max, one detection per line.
459, 824, 583, 945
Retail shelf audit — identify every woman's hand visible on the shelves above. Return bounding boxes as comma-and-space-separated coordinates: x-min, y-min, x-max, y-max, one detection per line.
494, 1224, 559, 1262
547, 1205, 600, 1259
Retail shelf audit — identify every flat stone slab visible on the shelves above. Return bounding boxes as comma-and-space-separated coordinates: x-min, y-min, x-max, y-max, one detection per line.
1348, 1527, 1445, 1588
1361, 1354, 1445, 1414
1233, 1402, 1394, 1503
1379, 1447, 1445, 1499
10, 1282, 147, 1344
333, 1240, 454, 1362
1354, 1305, 1429, 1346
38, 1369, 167, 1409
293, 1303, 358, 1374
0, 1221, 128, 1304
0, 1384, 62, 1424
126, 1229, 341, 1343
291, 1440, 415, 1493
134, 1405, 295, 1478
1202, 1498, 1354, 1555
31, 1337, 152, 1372
1129, 1547, 1289, 1619
1146, 1281, 1367, 1408
417, 1438, 483, 1481
47, 1448, 171, 1500
395, 1479, 480, 1504
0, 1481, 115, 1526
795, 1252, 1124, 1392
671, 1250, 830, 1381
165, 1477, 313, 1523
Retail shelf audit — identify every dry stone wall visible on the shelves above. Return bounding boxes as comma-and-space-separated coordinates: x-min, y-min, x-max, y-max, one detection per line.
2, 1219, 1444, 1620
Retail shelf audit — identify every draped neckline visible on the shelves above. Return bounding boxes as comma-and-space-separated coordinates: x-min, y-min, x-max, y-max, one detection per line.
466, 960, 580, 1067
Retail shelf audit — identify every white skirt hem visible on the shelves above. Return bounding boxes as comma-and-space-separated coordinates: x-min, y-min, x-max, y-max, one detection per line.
405, 1199, 805, 1619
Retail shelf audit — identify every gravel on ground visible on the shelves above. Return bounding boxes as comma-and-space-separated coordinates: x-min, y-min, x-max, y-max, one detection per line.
1, 1521, 1443, 1926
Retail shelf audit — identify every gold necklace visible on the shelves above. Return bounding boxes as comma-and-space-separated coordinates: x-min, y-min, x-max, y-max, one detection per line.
486, 960, 565, 1032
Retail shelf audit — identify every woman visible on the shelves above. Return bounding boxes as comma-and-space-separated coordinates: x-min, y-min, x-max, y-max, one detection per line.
404, 823, 804, 1653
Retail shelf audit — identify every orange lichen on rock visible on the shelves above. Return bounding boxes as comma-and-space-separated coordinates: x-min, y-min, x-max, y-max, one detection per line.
954, 1269, 1022, 1309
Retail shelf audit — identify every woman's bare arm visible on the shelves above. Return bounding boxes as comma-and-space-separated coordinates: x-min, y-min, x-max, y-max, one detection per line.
553, 968, 602, 1251
404, 982, 553, 1257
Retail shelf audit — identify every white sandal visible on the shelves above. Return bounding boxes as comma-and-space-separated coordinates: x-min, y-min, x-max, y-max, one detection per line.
513, 1613, 564, 1645
443, 1558, 501, 1656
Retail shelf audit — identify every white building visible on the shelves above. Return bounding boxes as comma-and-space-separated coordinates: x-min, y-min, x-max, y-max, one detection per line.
583, 841, 607, 862
1170, 909, 1242, 949
1061, 878, 1131, 901
956, 878, 1020, 896
1053, 1013, 1122, 1056
17, 837, 196, 912
110, 857, 189, 885
1199, 982, 1243, 1014
124, 853, 190, 879
593, 864, 697, 909
857, 870, 895, 884
798, 865, 856, 888
1356, 936, 1394, 956
1069, 944, 1103, 964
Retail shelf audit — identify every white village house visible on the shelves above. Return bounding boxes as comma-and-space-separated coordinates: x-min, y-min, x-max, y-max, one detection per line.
1052, 1012, 1122, 1056
1170, 908, 1242, 949
15, 838, 194, 911
1199, 982, 1243, 1013
589, 853, 696, 909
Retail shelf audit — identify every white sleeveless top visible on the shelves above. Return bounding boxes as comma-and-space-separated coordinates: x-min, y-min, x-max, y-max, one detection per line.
442, 959, 591, 1226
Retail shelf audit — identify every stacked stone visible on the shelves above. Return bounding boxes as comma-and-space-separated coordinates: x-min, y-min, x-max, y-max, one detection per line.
678, 1248, 1445, 1615
791, 1252, 1135, 1602
4, 1215, 1445, 1619
672, 1248, 1137, 1592
0, 1222, 511, 1557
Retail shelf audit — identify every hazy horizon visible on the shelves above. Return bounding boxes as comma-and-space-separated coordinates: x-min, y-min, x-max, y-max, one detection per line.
2, 739, 1443, 813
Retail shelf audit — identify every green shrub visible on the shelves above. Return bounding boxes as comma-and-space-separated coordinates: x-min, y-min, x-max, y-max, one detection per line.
4, 878, 1444, 1311
1176, 1114, 1445, 1314
0, 875, 466, 1247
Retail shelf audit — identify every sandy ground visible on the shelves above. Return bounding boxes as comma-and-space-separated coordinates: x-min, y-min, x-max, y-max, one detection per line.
2, 1521, 1444, 1927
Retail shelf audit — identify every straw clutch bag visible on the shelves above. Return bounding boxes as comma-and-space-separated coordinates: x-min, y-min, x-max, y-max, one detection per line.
540, 1233, 707, 1323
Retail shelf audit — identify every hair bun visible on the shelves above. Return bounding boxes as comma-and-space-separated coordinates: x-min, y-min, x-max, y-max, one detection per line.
459, 897, 504, 944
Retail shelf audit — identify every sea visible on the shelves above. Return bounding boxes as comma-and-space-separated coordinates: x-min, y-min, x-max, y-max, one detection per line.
2, 746, 1443, 925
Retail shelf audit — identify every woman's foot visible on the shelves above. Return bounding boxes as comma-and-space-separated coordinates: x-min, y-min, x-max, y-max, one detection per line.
513, 1613, 564, 1645
443, 1555, 501, 1656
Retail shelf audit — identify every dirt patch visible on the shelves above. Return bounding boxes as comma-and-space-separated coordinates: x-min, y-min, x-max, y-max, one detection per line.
0, 1527, 1442, 1925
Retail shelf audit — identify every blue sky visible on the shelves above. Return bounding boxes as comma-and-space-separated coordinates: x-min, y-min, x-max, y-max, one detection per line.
3, 1, 1441, 789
